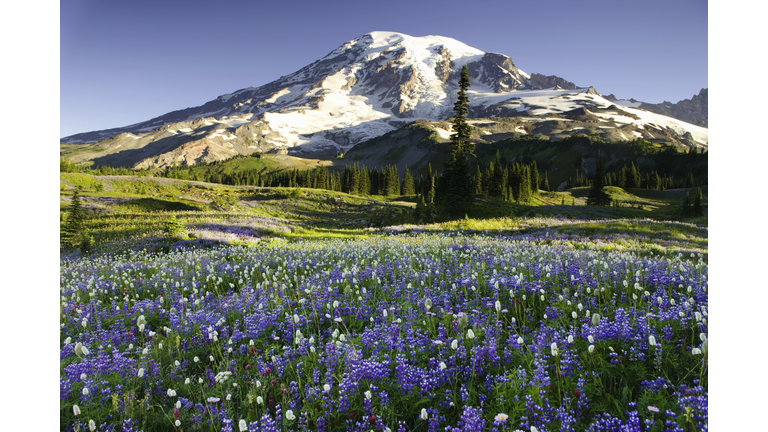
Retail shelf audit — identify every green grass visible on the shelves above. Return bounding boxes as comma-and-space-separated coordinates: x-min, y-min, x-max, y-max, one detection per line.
60, 173, 707, 258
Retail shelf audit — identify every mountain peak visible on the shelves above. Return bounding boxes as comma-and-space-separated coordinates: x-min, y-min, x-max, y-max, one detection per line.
61, 33, 707, 168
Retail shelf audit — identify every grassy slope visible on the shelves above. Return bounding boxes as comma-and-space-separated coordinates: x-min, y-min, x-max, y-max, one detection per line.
60, 172, 707, 259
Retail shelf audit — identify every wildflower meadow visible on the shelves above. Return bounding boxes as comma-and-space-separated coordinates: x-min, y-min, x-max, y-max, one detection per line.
60, 231, 707, 431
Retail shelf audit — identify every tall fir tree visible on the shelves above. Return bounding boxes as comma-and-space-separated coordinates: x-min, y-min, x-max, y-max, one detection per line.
440, 64, 474, 218
474, 165, 483, 195
451, 65, 473, 156
630, 162, 641, 189
587, 152, 612, 206
489, 151, 505, 198
693, 187, 703, 216
530, 160, 540, 195
617, 166, 627, 189
401, 166, 415, 196
61, 187, 87, 248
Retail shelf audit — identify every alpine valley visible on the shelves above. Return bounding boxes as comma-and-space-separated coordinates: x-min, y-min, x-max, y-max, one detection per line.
60, 31, 708, 172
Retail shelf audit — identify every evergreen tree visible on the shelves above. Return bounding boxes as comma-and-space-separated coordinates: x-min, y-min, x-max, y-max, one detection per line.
445, 151, 473, 218
617, 167, 627, 189
474, 165, 483, 195
630, 162, 641, 189
681, 193, 692, 217
439, 64, 474, 218
401, 166, 415, 196
587, 152, 611, 206
542, 170, 550, 192
61, 187, 87, 248
163, 214, 186, 239
450, 65, 474, 156
693, 188, 703, 216
530, 160, 540, 195
519, 165, 531, 204
489, 151, 505, 198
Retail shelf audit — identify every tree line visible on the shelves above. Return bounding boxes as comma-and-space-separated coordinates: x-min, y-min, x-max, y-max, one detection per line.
567, 161, 704, 191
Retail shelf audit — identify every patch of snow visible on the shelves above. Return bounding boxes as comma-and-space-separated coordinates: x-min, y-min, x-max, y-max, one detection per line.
208, 131, 236, 140
614, 99, 642, 108
433, 127, 453, 140
216, 114, 254, 127
631, 131, 643, 138
265, 88, 291, 104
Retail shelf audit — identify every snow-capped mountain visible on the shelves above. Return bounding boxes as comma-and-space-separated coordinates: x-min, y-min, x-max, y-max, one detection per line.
61, 31, 708, 169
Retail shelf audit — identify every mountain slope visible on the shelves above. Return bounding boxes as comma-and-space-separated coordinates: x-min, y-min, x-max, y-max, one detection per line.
607, 88, 708, 127
61, 31, 708, 169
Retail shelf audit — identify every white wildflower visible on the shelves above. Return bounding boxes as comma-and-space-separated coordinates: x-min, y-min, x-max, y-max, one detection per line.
648, 336, 657, 347
286, 410, 296, 420
239, 419, 248, 431
420, 408, 428, 420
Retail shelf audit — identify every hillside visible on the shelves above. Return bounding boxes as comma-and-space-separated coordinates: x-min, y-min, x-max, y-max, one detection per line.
60, 172, 707, 258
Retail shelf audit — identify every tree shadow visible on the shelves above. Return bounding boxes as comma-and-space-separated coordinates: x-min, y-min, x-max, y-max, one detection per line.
115, 198, 201, 212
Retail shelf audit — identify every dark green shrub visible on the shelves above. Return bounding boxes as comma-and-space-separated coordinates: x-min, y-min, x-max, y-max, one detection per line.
163, 215, 186, 239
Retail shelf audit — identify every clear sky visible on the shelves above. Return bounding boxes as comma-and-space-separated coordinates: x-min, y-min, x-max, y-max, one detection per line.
60, 0, 708, 138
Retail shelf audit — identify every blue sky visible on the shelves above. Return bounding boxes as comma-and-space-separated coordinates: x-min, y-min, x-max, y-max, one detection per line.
60, 0, 708, 138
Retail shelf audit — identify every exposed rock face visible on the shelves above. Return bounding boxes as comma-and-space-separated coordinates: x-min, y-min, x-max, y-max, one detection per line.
528, 73, 578, 90
639, 88, 708, 127
466, 53, 531, 92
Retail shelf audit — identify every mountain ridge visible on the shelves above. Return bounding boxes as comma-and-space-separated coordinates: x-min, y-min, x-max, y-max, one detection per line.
61, 31, 708, 169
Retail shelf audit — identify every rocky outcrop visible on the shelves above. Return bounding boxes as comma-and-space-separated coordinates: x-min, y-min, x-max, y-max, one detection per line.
639, 88, 708, 127
528, 73, 578, 90
466, 53, 530, 92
